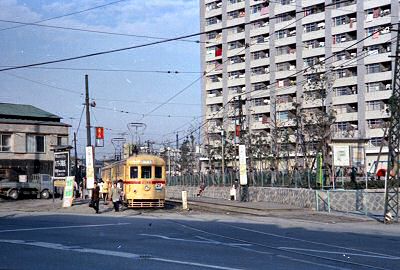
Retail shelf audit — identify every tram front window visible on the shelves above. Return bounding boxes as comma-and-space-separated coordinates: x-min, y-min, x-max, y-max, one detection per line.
130, 166, 138, 179
141, 166, 152, 178
155, 166, 162, 178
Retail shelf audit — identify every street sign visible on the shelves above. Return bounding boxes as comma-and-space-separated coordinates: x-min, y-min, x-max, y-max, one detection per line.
53, 151, 69, 179
62, 176, 75, 208
239, 144, 247, 185
86, 146, 95, 189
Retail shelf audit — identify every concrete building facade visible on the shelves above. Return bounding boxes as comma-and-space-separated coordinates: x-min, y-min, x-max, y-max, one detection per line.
0, 103, 70, 180
200, 0, 397, 173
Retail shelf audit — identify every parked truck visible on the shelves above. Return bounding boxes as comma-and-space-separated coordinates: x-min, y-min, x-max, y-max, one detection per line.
0, 174, 53, 200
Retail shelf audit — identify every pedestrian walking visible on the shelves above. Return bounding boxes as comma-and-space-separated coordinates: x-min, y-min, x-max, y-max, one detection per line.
91, 182, 100, 214
102, 180, 109, 203
111, 182, 121, 212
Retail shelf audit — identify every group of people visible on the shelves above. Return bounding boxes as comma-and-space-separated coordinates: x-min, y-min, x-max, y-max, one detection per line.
90, 180, 123, 214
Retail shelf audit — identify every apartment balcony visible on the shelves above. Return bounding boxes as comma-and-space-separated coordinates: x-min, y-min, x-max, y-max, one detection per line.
332, 21, 357, 36
227, 77, 246, 86
250, 58, 270, 68
249, 10, 269, 22
251, 105, 271, 114
332, 40, 357, 53
251, 73, 270, 84
275, 36, 296, 47
365, 71, 391, 83
365, 109, 390, 119
276, 85, 296, 95
207, 110, 224, 119
205, 95, 223, 105
365, 14, 392, 29
332, 129, 360, 140
301, 11, 325, 25
252, 121, 270, 130
227, 62, 245, 73
365, 90, 392, 102
335, 112, 358, 122
302, 29, 325, 42
302, 46, 325, 58
275, 19, 297, 33
227, 31, 245, 43
250, 42, 269, 53
227, 47, 246, 58
205, 8, 222, 18
275, 70, 297, 80
366, 128, 386, 139
226, 17, 245, 28
301, 0, 324, 8
302, 99, 323, 109
205, 81, 222, 90
226, 1, 245, 12
274, 3, 296, 15
332, 94, 357, 105
276, 101, 295, 111
250, 26, 269, 37
275, 53, 296, 63
364, 32, 392, 47
205, 22, 223, 32
332, 76, 357, 88
364, 52, 390, 65
331, 4, 357, 18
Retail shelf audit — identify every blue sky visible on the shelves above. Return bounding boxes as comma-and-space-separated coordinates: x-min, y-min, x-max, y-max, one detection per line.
0, 0, 201, 158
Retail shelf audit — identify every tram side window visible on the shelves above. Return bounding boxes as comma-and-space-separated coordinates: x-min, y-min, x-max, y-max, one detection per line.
155, 166, 162, 178
130, 166, 138, 179
141, 166, 152, 179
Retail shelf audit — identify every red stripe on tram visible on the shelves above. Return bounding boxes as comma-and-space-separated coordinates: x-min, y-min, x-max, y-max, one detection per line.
124, 180, 166, 184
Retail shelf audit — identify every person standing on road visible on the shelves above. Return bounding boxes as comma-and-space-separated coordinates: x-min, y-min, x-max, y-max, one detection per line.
91, 182, 100, 214
102, 180, 109, 203
111, 182, 121, 212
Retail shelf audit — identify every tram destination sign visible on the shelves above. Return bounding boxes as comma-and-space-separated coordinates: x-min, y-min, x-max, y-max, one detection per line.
54, 151, 70, 179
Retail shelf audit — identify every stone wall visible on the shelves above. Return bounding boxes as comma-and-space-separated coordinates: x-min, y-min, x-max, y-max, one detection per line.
166, 186, 385, 213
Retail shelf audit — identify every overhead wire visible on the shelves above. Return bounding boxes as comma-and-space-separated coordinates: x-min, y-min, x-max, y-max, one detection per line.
0, 0, 130, 32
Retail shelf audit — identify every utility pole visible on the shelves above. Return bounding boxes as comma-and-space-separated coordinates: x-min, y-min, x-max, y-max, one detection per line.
237, 95, 248, 202
221, 130, 225, 185
74, 132, 78, 179
384, 26, 400, 223
85, 75, 91, 147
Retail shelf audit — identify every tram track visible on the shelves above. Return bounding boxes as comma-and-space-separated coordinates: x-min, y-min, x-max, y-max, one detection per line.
166, 219, 395, 270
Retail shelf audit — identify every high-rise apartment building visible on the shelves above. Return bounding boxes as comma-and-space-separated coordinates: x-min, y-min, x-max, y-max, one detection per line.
200, 0, 397, 171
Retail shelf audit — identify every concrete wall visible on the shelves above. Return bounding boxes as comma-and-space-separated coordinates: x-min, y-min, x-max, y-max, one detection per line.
166, 186, 385, 213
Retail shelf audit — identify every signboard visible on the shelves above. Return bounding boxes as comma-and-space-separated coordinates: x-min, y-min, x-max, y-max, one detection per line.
53, 151, 69, 179
333, 145, 350, 167
86, 146, 95, 189
95, 127, 104, 147
62, 176, 75, 208
238, 144, 248, 185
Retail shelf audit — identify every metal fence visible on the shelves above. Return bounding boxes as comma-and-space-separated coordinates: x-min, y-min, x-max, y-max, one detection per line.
167, 170, 384, 190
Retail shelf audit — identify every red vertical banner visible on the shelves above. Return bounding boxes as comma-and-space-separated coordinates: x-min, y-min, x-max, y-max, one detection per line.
95, 127, 104, 139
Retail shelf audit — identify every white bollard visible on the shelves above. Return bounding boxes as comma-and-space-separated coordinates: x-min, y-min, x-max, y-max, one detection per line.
182, 191, 188, 210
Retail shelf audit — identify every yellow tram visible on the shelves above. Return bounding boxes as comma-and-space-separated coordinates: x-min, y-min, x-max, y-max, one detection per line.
101, 154, 166, 208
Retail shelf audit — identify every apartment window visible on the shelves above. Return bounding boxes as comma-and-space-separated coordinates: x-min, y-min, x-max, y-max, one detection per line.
229, 0, 244, 4
253, 98, 265, 106
367, 119, 384, 129
27, 134, 45, 153
336, 122, 348, 131
303, 57, 318, 67
228, 86, 244, 93
252, 50, 268, 60
334, 86, 355, 96
252, 83, 268, 91
366, 64, 381, 74
304, 22, 317, 33
280, 0, 294, 5
366, 101, 382, 111
0, 134, 11, 152
206, 17, 218, 26
366, 82, 382, 92
277, 111, 289, 121
369, 137, 385, 147
251, 66, 268, 75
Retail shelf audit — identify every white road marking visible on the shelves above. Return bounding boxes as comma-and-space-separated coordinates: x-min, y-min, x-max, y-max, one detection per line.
229, 225, 399, 260
0, 223, 130, 233
0, 239, 243, 270
279, 247, 400, 260
140, 233, 252, 247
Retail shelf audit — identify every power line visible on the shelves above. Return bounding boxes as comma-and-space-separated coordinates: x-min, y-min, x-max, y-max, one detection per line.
0, 0, 130, 32
95, 105, 200, 119
0, 18, 205, 44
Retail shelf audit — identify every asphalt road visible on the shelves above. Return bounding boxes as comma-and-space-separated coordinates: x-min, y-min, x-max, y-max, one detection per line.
0, 207, 399, 270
